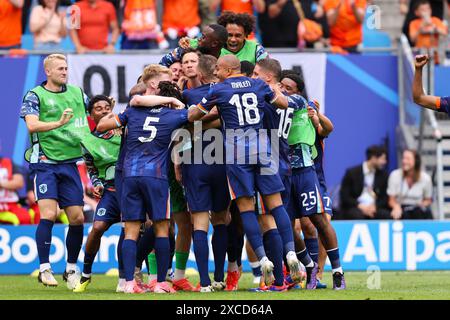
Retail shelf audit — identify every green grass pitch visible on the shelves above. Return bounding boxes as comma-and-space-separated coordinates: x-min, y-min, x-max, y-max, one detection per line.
1, 271, 450, 300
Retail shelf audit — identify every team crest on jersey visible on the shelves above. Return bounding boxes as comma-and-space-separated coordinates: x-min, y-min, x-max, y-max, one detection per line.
97, 208, 106, 216
39, 184, 48, 194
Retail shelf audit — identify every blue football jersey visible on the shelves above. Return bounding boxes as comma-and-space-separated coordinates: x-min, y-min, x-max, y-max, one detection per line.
183, 83, 224, 162
117, 106, 188, 179
183, 83, 213, 109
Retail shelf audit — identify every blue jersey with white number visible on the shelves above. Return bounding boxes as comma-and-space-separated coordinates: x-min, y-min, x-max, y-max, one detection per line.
117, 106, 188, 179
183, 83, 224, 161
262, 94, 306, 176
198, 76, 276, 161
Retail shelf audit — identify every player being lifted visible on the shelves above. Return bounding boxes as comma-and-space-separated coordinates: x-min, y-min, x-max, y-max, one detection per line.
21, 54, 90, 289
188, 55, 301, 287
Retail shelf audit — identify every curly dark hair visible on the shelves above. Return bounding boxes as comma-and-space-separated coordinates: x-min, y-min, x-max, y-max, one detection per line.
158, 81, 184, 107
217, 11, 255, 36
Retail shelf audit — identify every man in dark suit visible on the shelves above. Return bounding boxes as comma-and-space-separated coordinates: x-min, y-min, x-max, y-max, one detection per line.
339, 145, 391, 220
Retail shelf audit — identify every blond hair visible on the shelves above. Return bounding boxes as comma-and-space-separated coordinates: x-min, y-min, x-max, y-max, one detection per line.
142, 64, 172, 83
43, 54, 67, 69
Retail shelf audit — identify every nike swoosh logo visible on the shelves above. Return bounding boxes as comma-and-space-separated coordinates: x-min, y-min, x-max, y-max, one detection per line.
305, 206, 314, 211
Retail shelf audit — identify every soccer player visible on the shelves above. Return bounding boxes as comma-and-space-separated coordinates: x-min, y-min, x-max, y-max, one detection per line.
278, 78, 346, 291
217, 11, 268, 63
180, 53, 231, 292
73, 95, 122, 293
413, 54, 450, 112
189, 55, 294, 287
97, 80, 189, 294
252, 59, 313, 291
21, 54, 90, 288
159, 24, 228, 67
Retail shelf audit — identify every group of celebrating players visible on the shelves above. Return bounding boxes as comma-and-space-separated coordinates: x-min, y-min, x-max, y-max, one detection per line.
20, 11, 346, 294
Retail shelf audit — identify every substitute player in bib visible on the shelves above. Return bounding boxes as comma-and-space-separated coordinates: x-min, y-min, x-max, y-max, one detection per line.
21, 54, 90, 288
73, 95, 122, 293
189, 55, 296, 287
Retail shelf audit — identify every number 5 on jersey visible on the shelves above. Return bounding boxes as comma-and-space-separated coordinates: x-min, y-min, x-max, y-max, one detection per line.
139, 116, 159, 143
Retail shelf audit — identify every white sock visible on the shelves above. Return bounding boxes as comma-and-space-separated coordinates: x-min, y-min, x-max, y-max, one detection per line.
173, 268, 186, 281
249, 261, 261, 269
332, 267, 343, 274
66, 263, 77, 272
148, 274, 157, 281
227, 261, 239, 272
40, 263, 51, 273
82, 273, 91, 278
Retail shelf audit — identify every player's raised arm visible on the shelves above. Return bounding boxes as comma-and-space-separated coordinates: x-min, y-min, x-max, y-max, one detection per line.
130, 95, 185, 109
413, 55, 441, 110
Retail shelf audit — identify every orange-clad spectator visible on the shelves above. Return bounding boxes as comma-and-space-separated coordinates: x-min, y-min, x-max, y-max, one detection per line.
0, 157, 31, 225
0, 0, 23, 49
29, 0, 67, 50
69, 0, 120, 53
121, 0, 168, 50
409, 0, 448, 49
210, 0, 266, 15
324, 0, 366, 53
162, 0, 201, 48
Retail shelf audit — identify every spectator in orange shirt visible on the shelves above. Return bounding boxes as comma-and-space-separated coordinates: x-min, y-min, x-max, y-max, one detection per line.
324, 0, 366, 53
409, 0, 448, 49
210, 0, 266, 15
29, 0, 67, 50
120, 0, 169, 50
0, 0, 23, 49
69, 0, 120, 54
162, 0, 201, 49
